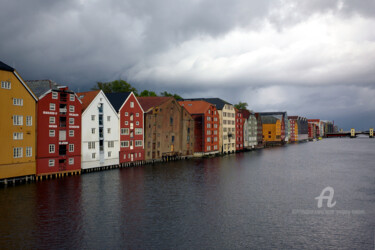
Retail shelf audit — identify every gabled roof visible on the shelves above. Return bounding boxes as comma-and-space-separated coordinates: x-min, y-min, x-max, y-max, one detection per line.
77, 90, 100, 112
181, 98, 232, 110
239, 109, 251, 119
0, 61, 14, 72
25, 80, 61, 98
261, 116, 279, 124
105, 92, 132, 112
178, 100, 213, 114
137, 96, 172, 113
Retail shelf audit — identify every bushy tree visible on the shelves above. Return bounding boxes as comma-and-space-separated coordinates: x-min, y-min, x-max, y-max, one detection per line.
92, 80, 138, 95
234, 101, 248, 110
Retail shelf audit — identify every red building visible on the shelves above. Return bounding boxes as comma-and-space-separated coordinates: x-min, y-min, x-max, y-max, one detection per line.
235, 108, 244, 151
26, 80, 82, 177
106, 92, 145, 164
308, 119, 320, 139
178, 100, 220, 156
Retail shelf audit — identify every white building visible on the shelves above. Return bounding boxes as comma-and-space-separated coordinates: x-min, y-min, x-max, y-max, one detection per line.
78, 90, 119, 170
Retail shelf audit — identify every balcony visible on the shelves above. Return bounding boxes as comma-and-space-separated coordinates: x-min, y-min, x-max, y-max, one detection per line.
59, 108, 67, 115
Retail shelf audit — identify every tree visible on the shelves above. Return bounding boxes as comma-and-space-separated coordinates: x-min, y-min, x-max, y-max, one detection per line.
140, 90, 158, 97
92, 79, 138, 95
234, 101, 248, 110
160, 91, 183, 100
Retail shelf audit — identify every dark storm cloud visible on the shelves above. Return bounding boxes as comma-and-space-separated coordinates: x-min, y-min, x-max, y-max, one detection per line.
0, 0, 374, 129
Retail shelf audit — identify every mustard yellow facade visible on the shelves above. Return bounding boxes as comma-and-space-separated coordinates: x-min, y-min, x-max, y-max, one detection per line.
0, 63, 37, 180
262, 120, 281, 142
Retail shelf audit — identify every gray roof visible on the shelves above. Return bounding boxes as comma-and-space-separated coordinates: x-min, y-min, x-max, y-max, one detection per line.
106, 92, 132, 112
25, 80, 61, 98
0, 61, 14, 72
181, 98, 232, 110
261, 116, 279, 124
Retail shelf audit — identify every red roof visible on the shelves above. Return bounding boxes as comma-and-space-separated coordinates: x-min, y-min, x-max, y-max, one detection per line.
178, 100, 213, 114
77, 90, 100, 112
137, 97, 172, 113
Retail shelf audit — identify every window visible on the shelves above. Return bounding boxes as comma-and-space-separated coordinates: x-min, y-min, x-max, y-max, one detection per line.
121, 128, 129, 135
125, 112, 129, 116
136, 113, 139, 117
69, 144, 74, 152
107, 128, 111, 134
125, 121, 128, 125
52, 92, 58, 99
121, 141, 129, 147
49, 144, 55, 153
92, 128, 95, 134
13, 147, 22, 158
88, 142, 95, 149
207, 116, 211, 121
108, 151, 112, 157
49, 130, 55, 137
135, 140, 142, 147
135, 128, 142, 135
91, 115, 95, 121
139, 152, 141, 157
130, 101, 134, 108
70, 94, 75, 101
207, 137, 211, 142
136, 121, 139, 125
69, 118, 74, 125
26, 147, 32, 157
92, 153, 96, 159
1, 81, 11, 89
13, 132, 23, 140
13, 115, 23, 125
108, 141, 114, 148
49, 116, 55, 124
13, 98, 23, 106
68, 158, 74, 165
69, 105, 75, 112
207, 124, 211, 128
26, 116, 32, 126
170, 117, 173, 125
207, 130, 211, 135
50, 103, 55, 111
49, 159, 55, 167
107, 116, 111, 121
207, 146, 211, 151
171, 136, 175, 143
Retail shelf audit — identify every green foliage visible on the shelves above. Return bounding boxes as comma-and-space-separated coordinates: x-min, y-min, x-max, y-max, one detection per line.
234, 101, 248, 110
160, 91, 183, 100
140, 90, 158, 97
92, 79, 138, 95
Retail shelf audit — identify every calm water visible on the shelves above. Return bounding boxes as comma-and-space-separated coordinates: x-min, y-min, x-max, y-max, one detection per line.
1, 138, 374, 249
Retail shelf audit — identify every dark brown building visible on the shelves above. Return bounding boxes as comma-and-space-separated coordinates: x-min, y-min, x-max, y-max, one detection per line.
137, 97, 194, 160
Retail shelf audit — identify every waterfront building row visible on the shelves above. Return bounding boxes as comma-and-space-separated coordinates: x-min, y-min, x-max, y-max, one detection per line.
0, 61, 336, 182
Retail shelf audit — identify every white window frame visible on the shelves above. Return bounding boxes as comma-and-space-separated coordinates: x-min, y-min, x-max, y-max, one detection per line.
125, 112, 128, 116
49, 159, 55, 167
26, 147, 32, 157
108, 141, 114, 148
70, 94, 75, 101
13, 98, 23, 106
69, 130, 74, 137
13, 147, 23, 158
135, 128, 143, 135
69, 105, 75, 112
107, 128, 111, 134
130, 101, 134, 108
69, 158, 74, 165
69, 144, 74, 152
50, 103, 56, 111
92, 153, 96, 159
26, 116, 32, 126
91, 115, 95, 121
135, 140, 142, 147
136, 113, 139, 117
52, 91, 58, 99
49, 144, 55, 153
1, 81, 11, 89
69, 118, 74, 125
92, 128, 95, 134
49, 130, 55, 137
121, 141, 129, 147
13, 132, 23, 140
121, 128, 129, 135
13, 115, 23, 126
125, 121, 128, 125
49, 116, 55, 124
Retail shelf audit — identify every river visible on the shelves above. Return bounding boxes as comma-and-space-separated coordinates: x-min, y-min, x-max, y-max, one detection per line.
0, 138, 374, 249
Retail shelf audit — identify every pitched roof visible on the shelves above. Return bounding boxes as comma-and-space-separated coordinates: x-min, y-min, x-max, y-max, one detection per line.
261, 116, 279, 124
77, 90, 100, 112
239, 109, 251, 119
0, 61, 14, 72
105, 92, 132, 112
137, 96, 172, 113
25, 80, 61, 98
181, 98, 232, 110
178, 100, 212, 114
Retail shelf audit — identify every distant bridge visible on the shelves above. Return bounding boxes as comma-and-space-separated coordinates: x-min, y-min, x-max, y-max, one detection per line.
326, 128, 374, 138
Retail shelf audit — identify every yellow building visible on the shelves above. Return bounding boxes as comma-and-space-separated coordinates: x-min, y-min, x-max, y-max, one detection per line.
261, 116, 281, 143
0, 61, 37, 181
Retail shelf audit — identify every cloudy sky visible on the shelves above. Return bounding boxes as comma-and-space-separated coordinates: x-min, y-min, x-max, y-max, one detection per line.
1, 0, 374, 130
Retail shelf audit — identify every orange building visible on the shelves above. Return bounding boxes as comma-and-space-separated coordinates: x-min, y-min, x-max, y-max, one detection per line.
0, 61, 38, 183
261, 116, 281, 144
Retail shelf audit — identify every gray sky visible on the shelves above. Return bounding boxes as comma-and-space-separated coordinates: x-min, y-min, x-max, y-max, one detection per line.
1, 0, 374, 130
